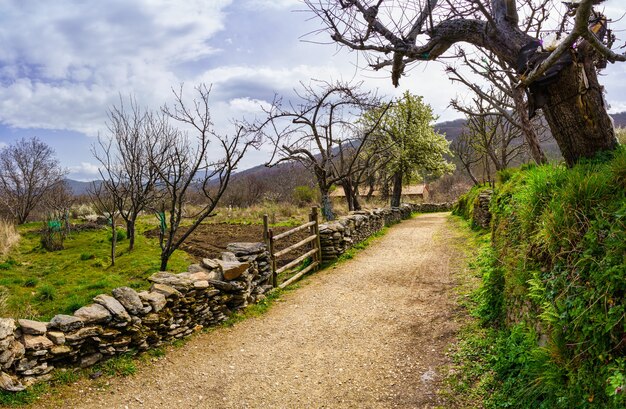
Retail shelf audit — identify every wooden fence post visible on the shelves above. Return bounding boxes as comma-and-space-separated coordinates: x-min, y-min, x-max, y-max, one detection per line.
312, 206, 322, 268
268, 228, 277, 287
263, 214, 269, 248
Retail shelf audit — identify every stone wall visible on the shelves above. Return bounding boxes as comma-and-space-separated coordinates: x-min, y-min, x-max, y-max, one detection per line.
0, 202, 451, 392
0, 243, 271, 392
319, 202, 453, 262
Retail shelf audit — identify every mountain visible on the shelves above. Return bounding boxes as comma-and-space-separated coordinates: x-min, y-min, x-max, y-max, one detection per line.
64, 179, 99, 196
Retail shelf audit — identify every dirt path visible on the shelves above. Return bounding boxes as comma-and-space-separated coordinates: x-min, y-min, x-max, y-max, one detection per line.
33, 212, 468, 408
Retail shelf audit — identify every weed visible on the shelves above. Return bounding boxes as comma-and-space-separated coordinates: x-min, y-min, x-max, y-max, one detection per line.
36, 284, 56, 301
80, 253, 95, 261
23, 278, 38, 287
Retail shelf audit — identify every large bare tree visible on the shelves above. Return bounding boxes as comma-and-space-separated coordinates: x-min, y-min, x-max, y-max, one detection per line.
0, 137, 66, 224
151, 84, 257, 271
306, 0, 622, 166
258, 81, 387, 220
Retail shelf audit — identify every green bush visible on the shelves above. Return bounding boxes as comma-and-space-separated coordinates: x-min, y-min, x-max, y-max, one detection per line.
80, 253, 95, 261
23, 278, 38, 288
108, 228, 126, 242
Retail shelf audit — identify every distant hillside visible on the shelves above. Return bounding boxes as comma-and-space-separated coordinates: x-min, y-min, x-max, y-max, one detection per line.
434, 118, 466, 142
65, 179, 98, 196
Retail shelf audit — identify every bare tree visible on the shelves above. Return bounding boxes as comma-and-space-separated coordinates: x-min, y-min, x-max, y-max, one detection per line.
92, 97, 167, 251
258, 81, 387, 220
150, 84, 257, 271
306, 0, 622, 166
451, 130, 482, 185
0, 137, 66, 224
446, 47, 548, 164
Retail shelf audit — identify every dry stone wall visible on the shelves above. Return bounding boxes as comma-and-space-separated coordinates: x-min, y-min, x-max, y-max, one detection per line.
0, 243, 271, 392
0, 202, 451, 392
319, 203, 453, 262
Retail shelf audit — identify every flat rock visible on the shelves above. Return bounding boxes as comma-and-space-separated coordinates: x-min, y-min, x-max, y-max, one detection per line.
65, 326, 103, 342
74, 304, 112, 324
22, 335, 53, 350
217, 260, 250, 281
94, 294, 131, 322
148, 272, 193, 290
150, 283, 182, 299
201, 258, 221, 269
138, 291, 167, 312
50, 345, 71, 355
0, 319, 16, 339
49, 314, 84, 332
111, 287, 144, 315
193, 280, 210, 289
226, 242, 265, 256
47, 331, 65, 345
0, 371, 24, 392
18, 319, 47, 335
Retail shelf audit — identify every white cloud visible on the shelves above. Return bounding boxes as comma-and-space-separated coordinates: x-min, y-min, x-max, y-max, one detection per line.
229, 97, 271, 113
0, 0, 233, 135
67, 162, 100, 180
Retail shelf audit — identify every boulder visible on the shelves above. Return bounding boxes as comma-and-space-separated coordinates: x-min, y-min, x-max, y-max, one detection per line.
18, 319, 47, 335
111, 287, 144, 315
93, 294, 131, 322
80, 353, 103, 368
74, 304, 112, 324
49, 315, 84, 332
65, 326, 103, 342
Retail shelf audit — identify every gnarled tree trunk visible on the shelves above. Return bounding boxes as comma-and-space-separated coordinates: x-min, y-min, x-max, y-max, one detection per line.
541, 60, 617, 166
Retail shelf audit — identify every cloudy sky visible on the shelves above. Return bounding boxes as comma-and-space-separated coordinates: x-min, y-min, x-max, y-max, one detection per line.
1, 0, 625, 180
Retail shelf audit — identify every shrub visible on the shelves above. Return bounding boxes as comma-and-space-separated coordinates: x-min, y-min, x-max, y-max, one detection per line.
36, 285, 56, 301
80, 253, 95, 261
293, 185, 317, 206
108, 228, 127, 242
23, 278, 38, 288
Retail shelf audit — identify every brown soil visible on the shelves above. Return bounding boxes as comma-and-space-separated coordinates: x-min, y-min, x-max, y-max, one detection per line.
31, 213, 469, 408
147, 223, 309, 266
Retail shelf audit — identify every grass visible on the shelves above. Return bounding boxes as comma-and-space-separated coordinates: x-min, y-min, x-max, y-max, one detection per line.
0, 218, 193, 321
0, 219, 20, 257
451, 147, 626, 408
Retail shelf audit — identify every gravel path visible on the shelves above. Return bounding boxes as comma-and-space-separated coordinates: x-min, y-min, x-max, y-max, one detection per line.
33, 212, 467, 408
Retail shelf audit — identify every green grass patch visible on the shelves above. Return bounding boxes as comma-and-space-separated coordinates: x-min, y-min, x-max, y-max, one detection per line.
0, 217, 193, 320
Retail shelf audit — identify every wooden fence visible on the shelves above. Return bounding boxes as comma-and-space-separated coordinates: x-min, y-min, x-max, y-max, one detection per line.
263, 207, 322, 289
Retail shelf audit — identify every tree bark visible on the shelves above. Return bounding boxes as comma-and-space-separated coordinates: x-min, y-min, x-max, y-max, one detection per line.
126, 219, 136, 251
541, 60, 617, 166
110, 219, 116, 267
390, 170, 403, 207
320, 187, 335, 221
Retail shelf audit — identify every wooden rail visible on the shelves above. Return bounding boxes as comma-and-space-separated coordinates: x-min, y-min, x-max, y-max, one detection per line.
264, 207, 322, 289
